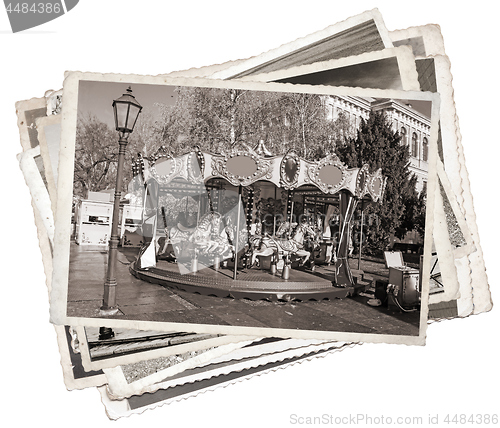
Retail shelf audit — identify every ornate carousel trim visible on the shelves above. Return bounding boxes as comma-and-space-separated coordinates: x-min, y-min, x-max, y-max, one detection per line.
131, 142, 386, 203
355, 164, 370, 198
148, 146, 184, 186
367, 168, 385, 202
186, 147, 206, 184
305, 153, 348, 195
279, 151, 301, 190
210, 150, 275, 187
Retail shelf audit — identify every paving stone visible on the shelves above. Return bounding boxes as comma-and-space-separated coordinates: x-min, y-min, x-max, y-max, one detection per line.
67, 243, 422, 338
206, 309, 269, 328
66, 299, 102, 318
124, 309, 232, 326
119, 298, 191, 315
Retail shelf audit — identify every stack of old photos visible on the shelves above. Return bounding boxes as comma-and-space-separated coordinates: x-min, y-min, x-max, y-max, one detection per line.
16, 9, 492, 419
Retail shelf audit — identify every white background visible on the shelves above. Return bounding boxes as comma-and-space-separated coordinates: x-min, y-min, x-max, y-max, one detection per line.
2, 1, 499, 426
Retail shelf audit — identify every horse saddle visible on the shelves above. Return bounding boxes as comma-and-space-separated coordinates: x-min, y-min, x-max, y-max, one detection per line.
177, 223, 196, 233
277, 239, 298, 252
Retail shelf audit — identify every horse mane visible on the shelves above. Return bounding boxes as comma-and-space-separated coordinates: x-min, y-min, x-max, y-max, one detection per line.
198, 211, 222, 230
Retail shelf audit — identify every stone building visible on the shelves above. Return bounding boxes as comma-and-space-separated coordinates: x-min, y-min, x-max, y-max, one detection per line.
326, 96, 430, 194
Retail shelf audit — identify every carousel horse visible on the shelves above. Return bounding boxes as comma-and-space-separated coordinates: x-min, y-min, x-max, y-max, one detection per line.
219, 217, 253, 265
206, 227, 235, 259
250, 221, 318, 268
185, 212, 235, 258
168, 224, 192, 257
166, 211, 242, 263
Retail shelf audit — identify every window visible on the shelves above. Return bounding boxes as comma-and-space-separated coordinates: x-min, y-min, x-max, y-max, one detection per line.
422, 137, 428, 161
400, 127, 407, 145
412, 132, 419, 158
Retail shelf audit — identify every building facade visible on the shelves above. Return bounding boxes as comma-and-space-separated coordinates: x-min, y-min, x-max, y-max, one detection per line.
325, 96, 430, 194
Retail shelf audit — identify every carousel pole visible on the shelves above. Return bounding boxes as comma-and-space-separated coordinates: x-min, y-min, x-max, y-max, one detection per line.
314, 194, 318, 230
303, 195, 306, 223
196, 194, 201, 224
273, 186, 277, 236
213, 182, 222, 271
335, 190, 357, 287
191, 193, 203, 273
247, 187, 254, 231
286, 189, 294, 238
357, 200, 365, 271
206, 183, 214, 213
233, 185, 243, 280
282, 190, 294, 279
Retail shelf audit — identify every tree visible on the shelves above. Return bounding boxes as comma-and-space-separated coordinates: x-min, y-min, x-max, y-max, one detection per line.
151, 87, 346, 159
166, 87, 249, 154
413, 183, 427, 238
74, 112, 162, 200
74, 114, 118, 198
129, 106, 168, 157
336, 111, 421, 255
280, 93, 326, 158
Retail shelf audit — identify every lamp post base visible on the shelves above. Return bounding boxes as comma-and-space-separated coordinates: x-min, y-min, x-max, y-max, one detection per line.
99, 306, 122, 317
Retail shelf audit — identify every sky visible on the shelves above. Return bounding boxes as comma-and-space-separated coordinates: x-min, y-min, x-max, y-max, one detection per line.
77, 80, 178, 129
77, 79, 432, 135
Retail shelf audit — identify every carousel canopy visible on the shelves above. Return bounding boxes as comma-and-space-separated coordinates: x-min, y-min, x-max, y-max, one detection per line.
132, 143, 386, 203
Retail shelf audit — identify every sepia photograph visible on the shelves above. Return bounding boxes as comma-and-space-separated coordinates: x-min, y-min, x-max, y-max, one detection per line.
51, 74, 438, 344
3, 1, 498, 426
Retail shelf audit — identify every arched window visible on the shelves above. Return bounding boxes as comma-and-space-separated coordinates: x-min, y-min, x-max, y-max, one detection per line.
412, 132, 419, 158
422, 137, 428, 161
400, 127, 407, 146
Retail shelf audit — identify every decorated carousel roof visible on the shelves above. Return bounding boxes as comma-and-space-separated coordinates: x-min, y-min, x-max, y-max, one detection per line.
132, 142, 387, 203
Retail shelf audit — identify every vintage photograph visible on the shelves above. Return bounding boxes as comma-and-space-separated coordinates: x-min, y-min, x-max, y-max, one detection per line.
232, 46, 420, 92
5, 2, 497, 425
50, 74, 436, 345
209, 9, 393, 80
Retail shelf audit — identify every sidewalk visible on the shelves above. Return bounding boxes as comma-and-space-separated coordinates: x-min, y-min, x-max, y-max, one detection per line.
67, 243, 420, 337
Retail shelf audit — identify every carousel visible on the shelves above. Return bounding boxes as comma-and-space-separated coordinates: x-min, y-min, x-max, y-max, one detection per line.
128, 142, 386, 301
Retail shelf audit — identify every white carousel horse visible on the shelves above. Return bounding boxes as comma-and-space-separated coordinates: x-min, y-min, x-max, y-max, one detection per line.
168, 223, 191, 257
185, 212, 236, 257
202, 227, 235, 258
250, 221, 317, 267
167, 211, 235, 260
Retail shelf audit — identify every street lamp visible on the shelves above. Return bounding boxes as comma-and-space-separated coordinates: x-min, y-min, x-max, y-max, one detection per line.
100, 87, 142, 319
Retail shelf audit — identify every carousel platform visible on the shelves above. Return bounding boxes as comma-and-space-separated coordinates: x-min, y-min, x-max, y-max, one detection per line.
129, 260, 367, 301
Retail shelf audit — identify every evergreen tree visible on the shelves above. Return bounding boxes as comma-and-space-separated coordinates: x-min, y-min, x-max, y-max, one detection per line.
413, 183, 427, 238
337, 111, 421, 255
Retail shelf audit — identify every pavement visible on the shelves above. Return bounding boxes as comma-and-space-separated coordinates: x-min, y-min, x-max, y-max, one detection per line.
67, 243, 420, 337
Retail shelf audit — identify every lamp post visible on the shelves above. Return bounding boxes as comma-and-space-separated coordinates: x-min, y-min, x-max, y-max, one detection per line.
100, 87, 142, 318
